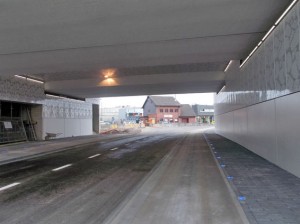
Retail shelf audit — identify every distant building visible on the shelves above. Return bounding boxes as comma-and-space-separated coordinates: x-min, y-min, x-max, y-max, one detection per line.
179, 104, 196, 123
100, 107, 120, 123
142, 96, 196, 124
119, 106, 143, 123
192, 104, 214, 123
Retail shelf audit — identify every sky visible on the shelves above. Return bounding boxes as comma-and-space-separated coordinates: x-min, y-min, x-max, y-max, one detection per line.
100, 93, 215, 108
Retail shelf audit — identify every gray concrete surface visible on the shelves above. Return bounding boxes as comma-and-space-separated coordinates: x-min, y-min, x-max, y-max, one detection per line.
104, 130, 248, 224
0, 1, 289, 98
0, 134, 130, 165
0, 132, 175, 223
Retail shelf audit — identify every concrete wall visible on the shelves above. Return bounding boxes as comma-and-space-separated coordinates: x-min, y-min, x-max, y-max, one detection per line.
215, 2, 300, 178
43, 118, 93, 138
42, 99, 96, 139
92, 104, 100, 133
31, 105, 44, 140
0, 76, 99, 140
216, 93, 300, 177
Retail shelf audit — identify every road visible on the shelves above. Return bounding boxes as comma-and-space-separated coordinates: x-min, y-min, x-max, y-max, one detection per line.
0, 127, 247, 224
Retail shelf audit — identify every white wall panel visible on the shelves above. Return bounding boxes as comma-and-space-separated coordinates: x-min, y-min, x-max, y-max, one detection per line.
80, 119, 93, 136
43, 118, 65, 138
233, 108, 248, 146
276, 92, 300, 177
215, 113, 235, 144
247, 100, 277, 163
217, 92, 300, 178
64, 119, 81, 137
43, 118, 93, 139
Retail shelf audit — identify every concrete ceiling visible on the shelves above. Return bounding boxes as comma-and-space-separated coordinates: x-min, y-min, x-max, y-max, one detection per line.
0, 0, 291, 98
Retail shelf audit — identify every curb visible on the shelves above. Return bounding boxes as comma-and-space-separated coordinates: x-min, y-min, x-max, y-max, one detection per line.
0, 139, 106, 166
203, 131, 250, 224
0, 133, 139, 166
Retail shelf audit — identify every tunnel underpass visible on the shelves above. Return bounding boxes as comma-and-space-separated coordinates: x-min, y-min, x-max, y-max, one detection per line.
1, 0, 300, 223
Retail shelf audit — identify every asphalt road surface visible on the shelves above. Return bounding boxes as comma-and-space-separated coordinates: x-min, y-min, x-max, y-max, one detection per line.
0, 127, 247, 224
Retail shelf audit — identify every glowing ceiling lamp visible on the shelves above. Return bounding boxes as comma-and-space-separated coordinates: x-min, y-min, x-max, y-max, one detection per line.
101, 68, 117, 79
14, 75, 44, 84
240, 0, 298, 68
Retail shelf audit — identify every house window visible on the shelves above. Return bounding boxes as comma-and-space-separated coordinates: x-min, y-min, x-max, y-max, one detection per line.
170, 109, 173, 112
165, 109, 168, 112
175, 109, 178, 112
160, 109, 163, 113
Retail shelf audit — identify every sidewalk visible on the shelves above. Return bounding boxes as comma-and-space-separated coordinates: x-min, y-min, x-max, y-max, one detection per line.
0, 134, 125, 165
204, 130, 300, 224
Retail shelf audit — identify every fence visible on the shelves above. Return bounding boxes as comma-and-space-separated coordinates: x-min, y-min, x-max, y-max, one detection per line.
0, 119, 27, 144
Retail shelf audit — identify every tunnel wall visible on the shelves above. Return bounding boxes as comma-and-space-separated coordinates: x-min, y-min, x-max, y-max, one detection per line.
0, 76, 99, 140
42, 99, 96, 138
215, 2, 300, 178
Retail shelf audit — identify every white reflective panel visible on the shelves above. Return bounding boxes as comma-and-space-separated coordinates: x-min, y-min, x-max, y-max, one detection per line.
217, 112, 234, 140
247, 101, 277, 163
276, 92, 300, 177
43, 118, 65, 138
233, 108, 248, 146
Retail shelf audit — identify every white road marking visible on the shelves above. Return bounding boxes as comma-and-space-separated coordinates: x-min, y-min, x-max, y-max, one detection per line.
110, 147, 118, 151
88, 154, 101, 159
20, 165, 35, 170
52, 164, 72, 171
0, 183, 20, 192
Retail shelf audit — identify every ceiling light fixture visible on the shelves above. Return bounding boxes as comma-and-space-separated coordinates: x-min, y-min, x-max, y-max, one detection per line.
217, 85, 226, 94
240, 0, 298, 68
249, 46, 258, 57
45, 91, 85, 102
101, 68, 116, 79
224, 60, 233, 72
26, 77, 44, 84
14, 75, 26, 79
262, 25, 276, 41
275, 0, 298, 25
45, 93, 62, 98
14, 74, 44, 84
